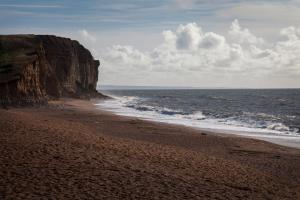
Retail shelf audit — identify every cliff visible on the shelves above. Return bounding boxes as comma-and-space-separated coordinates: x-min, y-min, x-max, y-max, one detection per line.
0, 35, 104, 106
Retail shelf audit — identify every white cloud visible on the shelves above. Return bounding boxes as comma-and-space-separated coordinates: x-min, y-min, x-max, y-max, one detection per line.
200, 32, 226, 49
78, 29, 96, 42
103, 45, 151, 70
228, 19, 264, 46
280, 26, 300, 41
97, 20, 300, 87
175, 23, 203, 50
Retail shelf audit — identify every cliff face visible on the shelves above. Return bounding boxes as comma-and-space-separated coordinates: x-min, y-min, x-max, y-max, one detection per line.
0, 35, 102, 105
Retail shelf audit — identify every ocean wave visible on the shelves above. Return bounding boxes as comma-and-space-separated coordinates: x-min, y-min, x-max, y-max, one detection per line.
126, 101, 207, 120
125, 103, 186, 116
267, 123, 290, 132
185, 112, 206, 120
242, 112, 281, 121
160, 109, 184, 116
127, 105, 154, 112
216, 117, 299, 135
208, 96, 232, 101
96, 96, 300, 137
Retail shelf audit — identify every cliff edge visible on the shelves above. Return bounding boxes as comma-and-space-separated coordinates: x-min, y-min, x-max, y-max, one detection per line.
0, 34, 104, 106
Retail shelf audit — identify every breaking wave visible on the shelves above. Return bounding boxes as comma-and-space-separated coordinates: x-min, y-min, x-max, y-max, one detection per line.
95, 95, 300, 137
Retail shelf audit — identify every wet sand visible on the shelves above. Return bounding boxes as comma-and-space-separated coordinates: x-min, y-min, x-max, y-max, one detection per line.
1, 99, 300, 199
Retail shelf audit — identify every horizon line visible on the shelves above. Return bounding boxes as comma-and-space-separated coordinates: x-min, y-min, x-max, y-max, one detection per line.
97, 85, 300, 90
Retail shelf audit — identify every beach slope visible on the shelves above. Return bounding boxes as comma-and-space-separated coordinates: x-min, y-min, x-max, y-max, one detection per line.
0, 99, 300, 199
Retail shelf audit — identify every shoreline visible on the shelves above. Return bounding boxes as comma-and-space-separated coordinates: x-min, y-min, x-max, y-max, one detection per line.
1, 98, 300, 199
95, 97, 300, 149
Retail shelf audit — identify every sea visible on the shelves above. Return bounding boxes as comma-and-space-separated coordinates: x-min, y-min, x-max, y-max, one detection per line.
96, 89, 300, 148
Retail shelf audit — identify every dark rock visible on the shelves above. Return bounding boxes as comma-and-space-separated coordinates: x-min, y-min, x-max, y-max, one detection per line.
0, 34, 105, 106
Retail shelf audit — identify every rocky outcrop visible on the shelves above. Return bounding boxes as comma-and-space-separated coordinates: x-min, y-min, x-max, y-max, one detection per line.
0, 34, 104, 106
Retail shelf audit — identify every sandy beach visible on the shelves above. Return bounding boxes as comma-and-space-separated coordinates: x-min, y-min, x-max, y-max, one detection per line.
1, 99, 300, 199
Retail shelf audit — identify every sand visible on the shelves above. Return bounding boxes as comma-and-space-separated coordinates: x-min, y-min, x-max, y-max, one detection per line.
0, 99, 300, 199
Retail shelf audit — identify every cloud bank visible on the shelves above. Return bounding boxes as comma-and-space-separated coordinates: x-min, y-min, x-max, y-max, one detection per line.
97, 20, 300, 87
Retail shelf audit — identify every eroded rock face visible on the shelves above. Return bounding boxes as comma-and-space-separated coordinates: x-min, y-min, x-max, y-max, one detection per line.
0, 35, 102, 106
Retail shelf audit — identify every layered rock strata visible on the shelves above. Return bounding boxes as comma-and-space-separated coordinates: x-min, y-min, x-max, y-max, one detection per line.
0, 35, 103, 105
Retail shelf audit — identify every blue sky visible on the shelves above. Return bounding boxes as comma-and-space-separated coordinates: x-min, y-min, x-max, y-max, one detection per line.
1, 0, 300, 49
1, 0, 300, 87
2, 0, 298, 33
0, 0, 223, 29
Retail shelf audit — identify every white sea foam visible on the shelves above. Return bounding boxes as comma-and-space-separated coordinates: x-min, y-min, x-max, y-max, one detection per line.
95, 96, 300, 149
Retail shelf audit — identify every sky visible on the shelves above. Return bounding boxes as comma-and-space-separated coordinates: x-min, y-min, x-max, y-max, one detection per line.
1, 0, 300, 88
